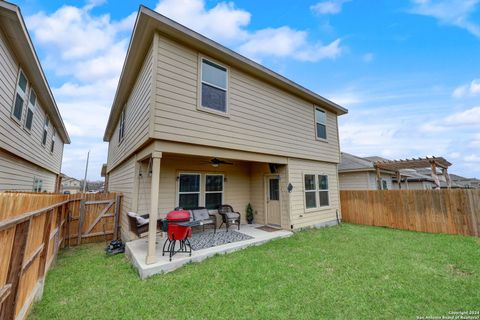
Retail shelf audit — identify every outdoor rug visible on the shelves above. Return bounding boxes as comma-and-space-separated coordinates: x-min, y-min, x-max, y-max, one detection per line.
255, 225, 280, 232
189, 230, 253, 251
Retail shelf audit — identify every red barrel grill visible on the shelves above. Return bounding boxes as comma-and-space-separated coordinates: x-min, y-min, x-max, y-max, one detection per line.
162, 210, 192, 261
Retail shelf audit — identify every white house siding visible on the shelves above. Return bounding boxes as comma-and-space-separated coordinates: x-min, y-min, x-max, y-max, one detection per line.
288, 158, 339, 230
339, 172, 370, 190
152, 34, 340, 164
0, 28, 64, 175
107, 42, 153, 171
107, 155, 135, 240
0, 148, 56, 191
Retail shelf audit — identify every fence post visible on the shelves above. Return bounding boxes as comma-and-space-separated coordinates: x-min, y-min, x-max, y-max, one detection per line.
113, 194, 121, 240
0, 219, 30, 320
77, 198, 86, 246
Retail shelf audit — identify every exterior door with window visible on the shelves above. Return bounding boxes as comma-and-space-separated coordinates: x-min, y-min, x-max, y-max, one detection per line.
266, 176, 281, 227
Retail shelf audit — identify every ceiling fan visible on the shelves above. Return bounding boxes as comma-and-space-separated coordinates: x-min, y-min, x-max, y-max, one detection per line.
201, 158, 233, 167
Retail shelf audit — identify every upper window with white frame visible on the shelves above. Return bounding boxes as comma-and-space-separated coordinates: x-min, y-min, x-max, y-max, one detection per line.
50, 129, 56, 153
304, 174, 329, 210
12, 70, 28, 122
200, 58, 227, 113
41, 116, 49, 146
25, 89, 36, 131
118, 108, 126, 143
315, 108, 327, 140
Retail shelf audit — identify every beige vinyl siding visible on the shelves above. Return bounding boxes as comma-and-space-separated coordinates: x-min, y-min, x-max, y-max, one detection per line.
288, 158, 339, 229
107, 156, 135, 240
152, 34, 340, 164
0, 148, 56, 191
107, 42, 153, 171
339, 172, 370, 190
0, 28, 64, 174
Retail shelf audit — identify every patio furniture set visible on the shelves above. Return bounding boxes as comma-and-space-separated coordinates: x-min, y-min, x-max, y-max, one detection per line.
127, 205, 242, 261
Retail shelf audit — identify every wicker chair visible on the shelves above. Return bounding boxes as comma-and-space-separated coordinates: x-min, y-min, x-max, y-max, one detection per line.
127, 212, 162, 238
217, 205, 241, 232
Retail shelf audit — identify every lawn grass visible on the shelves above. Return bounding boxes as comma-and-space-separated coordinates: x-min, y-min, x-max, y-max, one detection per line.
30, 224, 480, 320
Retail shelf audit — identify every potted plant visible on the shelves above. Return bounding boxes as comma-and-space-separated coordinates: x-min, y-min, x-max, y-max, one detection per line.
246, 203, 254, 224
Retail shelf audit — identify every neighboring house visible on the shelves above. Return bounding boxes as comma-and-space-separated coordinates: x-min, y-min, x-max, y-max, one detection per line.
339, 153, 394, 190
448, 174, 480, 189
391, 169, 435, 190
103, 6, 348, 250
0, 2, 70, 192
60, 174, 81, 194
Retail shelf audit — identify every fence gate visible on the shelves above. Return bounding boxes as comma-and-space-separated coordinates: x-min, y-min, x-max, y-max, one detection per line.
67, 193, 122, 246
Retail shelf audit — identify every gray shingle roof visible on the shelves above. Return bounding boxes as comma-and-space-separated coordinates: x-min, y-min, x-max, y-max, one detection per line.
339, 152, 376, 171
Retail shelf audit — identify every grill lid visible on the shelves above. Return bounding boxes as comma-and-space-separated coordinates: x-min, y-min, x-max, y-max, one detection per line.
166, 209, 190, 221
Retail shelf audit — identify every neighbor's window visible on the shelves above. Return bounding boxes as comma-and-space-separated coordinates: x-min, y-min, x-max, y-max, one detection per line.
12, 70, 28, 122
178, 173, 201, 209
118, 108, 126, 143
201, 59, 227, 113
304, 174, 317, 209
42, 116, 49, 146
318, 175, 329, 207
50, 129, 56, 153
25, 89, 36, 131
382, 179, 388, 190
33, 178, 43, 192
315, 108, 327, 140
205, 174, 223, 209
304, 174, 330, 209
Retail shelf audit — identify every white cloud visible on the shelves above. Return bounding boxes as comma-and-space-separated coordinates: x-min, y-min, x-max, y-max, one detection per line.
311, 0, 351, 15
452, 79, 480, 98
410, 0, 480, 37
465, 154, 480, 162
362, 52, 374, 63
155, 0, 250, 44
445, 106, 480, 125
155, 0, 342, 62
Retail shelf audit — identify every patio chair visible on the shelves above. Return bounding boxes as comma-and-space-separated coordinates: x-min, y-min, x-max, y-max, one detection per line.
217, 205, 241, 232
127, 212, 162, 238
188, 207, 217, 234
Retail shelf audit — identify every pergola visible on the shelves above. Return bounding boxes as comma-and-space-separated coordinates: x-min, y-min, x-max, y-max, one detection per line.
374, 156, 452, 189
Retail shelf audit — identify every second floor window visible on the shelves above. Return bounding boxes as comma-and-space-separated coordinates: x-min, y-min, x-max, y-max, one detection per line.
315, 108, 327, 140
42, 117, 49, 146
12, 70, 28, 122
118, 109, 125, 143
25, 90, 36, 131
201, 59, 227, 113
50, 129, 56, 153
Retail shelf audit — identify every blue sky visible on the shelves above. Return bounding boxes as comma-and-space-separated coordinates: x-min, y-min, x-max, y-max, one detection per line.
15, 0, 480, 179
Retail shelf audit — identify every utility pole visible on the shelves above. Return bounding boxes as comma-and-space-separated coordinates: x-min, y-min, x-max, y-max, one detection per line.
82, 150, 90, 193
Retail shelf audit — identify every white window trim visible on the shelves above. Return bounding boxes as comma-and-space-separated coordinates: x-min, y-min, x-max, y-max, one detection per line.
118, 108, 126, 144
24, 88, 36, 132
41, 116, 49, 146
303, 172, 331, 213
197, 55, 230, 117
176, 172, 225, 209
314, 107, 328, 142
11, 69, 28, 124
205, 173, 224, 209
50, 129, 56, 154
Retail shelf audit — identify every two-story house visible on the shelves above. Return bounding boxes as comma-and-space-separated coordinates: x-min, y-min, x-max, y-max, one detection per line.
103, 6, 347, 263
0, 2, 70, 192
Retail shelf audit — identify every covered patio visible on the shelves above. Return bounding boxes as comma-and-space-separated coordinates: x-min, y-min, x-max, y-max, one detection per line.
124, 140, 292, 273
126, 224, 292, 278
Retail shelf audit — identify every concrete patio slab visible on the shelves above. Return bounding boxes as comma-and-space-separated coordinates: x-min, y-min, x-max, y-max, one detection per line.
125, 224, 293, 279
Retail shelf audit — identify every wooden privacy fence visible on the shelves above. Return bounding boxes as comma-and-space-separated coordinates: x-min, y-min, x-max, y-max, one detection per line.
0, 192, 122, 320
340, 190, 480, 237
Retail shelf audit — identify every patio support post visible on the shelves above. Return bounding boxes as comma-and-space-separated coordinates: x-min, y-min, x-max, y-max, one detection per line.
146, 152, 162, 265
430, 161, 440, 189
396, 171, 402, 190
443, 168, 451, 189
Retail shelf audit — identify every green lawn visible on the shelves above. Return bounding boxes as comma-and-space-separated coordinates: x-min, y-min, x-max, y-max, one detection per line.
30, 224, 479, 320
